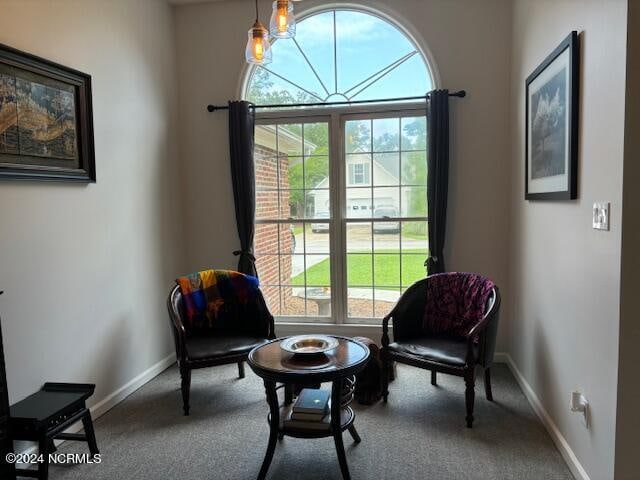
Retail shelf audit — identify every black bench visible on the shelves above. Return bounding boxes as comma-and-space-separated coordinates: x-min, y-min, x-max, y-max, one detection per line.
10, 383, 98, 480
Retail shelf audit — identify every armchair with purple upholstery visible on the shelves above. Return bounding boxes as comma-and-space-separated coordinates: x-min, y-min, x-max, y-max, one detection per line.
381, 272, 501, 428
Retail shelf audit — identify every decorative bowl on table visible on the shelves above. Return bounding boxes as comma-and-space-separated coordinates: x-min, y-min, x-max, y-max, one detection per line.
280, 335, 339, 355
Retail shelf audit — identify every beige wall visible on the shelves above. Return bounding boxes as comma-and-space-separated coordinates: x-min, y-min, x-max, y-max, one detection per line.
0, 0, 184, 405
1, 0, 633, 477
615, 0, 640, 477
509, 1, 628, 479
173, 0, 513, 347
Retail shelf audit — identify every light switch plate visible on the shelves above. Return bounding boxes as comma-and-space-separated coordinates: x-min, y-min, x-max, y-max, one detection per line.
593, 202, 610, 230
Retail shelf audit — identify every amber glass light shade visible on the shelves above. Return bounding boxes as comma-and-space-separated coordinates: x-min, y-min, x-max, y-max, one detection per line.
269, 0, 296, 39
246, 20, 272, 65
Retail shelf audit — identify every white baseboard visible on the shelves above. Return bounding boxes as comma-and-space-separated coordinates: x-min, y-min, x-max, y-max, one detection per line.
501, 353, 590, 480
87, 352, 176, 420
15, 352, 176, 458
493, 352, 509, 364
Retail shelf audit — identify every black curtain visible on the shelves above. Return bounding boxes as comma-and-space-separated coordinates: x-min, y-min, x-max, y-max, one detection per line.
228, 100, 258, 277
425, 90, 450, 275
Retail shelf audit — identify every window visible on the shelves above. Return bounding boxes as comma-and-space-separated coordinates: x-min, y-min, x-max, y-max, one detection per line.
249, 9, 433, 324
255, 122, 332, 319
344, 114, 428, 322
246, 9, 432, 105
348, 163, 370, 185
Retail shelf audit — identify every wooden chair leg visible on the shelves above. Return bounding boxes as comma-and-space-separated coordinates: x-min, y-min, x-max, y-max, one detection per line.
82, 411, 100, 455
347, 425, 361, 443
388, 360, 396, 382
38, 437, 49, 480
238, 361, 245, 379
484, 367, 493, 402
381, 349, 389, 403
180, 367, 191, 416
431, 370, 437, 386
465, 370, 476, 428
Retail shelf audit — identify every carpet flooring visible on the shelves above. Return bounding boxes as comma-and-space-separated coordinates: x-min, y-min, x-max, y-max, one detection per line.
46, 363, 574, 480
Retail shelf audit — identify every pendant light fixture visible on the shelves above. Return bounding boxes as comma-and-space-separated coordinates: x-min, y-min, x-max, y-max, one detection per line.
269, 0, 296, 39
246, 0, 272, 65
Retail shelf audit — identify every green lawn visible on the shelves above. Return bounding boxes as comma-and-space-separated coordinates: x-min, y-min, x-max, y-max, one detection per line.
292, 249, 427, 289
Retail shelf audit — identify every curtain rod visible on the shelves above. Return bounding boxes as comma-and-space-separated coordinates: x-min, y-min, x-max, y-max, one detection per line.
206, 90, 466, 112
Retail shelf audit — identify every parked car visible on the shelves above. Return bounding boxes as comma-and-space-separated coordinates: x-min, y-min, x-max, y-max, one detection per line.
373, 206, 400, 233
311, 211, 330, 233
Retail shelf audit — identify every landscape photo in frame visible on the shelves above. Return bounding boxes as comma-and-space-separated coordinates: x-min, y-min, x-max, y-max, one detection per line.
525, 31, 578, 200
0, 43, 94, 182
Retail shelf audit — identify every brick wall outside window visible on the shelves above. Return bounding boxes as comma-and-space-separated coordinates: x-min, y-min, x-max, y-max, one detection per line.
254, 145, 292, 314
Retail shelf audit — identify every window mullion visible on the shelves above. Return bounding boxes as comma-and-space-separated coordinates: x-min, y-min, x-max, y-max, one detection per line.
330, 111, 345, 325
370, 123, 375, 319
275, 126, 283, 316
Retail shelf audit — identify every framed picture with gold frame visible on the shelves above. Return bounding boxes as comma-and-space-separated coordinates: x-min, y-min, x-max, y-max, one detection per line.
0, 43, 95, 182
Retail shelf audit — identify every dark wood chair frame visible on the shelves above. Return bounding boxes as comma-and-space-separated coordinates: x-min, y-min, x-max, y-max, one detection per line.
167, 285, 275, 415
381, 278, 501, 428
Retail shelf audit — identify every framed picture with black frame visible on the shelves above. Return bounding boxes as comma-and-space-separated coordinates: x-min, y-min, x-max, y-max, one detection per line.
0, 43, 95, 182
525, 31, 579, 200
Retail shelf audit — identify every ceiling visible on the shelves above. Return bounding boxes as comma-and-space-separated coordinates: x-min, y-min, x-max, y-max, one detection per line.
169, 0, 303, 4
168, 0, 228, 5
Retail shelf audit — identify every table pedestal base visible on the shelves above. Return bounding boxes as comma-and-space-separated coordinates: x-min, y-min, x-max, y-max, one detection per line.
257, 377, 360, 480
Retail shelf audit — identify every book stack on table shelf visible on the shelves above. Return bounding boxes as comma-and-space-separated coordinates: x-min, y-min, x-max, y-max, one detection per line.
284, 388, 331, 430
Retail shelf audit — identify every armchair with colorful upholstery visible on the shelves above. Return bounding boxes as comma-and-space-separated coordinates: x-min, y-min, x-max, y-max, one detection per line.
167, 270, 275, 415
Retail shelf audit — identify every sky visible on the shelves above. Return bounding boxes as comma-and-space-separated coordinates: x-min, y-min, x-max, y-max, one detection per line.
254, 10, 433, 103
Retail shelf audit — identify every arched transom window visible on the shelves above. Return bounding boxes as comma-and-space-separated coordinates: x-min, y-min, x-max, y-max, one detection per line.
246, 9, 433, 104
249, 9, 433, 325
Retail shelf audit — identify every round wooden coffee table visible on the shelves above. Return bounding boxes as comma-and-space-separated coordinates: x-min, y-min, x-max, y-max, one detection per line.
247, 336, 370, 480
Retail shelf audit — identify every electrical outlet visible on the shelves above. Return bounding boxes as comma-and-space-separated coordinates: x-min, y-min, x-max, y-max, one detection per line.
593, 202, 610, 230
